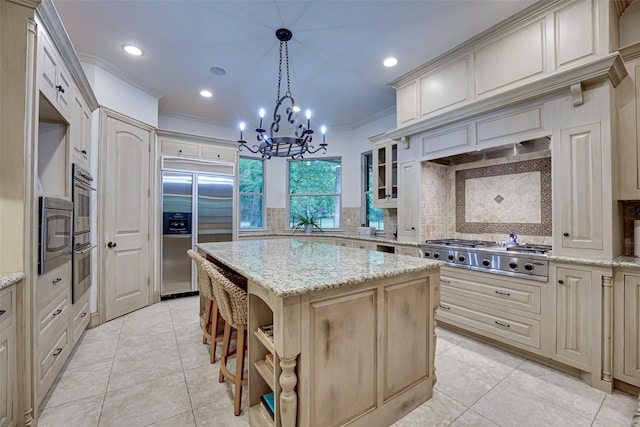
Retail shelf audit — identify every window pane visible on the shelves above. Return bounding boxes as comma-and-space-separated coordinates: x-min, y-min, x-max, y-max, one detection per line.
289, 159, 340, 194
290, 195, 340, 229
239, 157, 263, 193
240, 195, 263, 228
366, 193, 384, 230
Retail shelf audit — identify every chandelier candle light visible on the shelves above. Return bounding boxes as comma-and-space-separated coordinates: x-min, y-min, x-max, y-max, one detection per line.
238, 28, 327, 159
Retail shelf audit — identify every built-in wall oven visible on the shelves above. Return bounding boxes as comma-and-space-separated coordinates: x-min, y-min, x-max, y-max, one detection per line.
72, 164, 96, 303
38, 196, 73, 274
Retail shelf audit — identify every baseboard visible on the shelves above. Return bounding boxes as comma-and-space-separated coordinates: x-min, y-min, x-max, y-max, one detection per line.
88, 312, 100, 329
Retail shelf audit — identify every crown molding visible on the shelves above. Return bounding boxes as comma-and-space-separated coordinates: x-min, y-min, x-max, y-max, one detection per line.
7, 0, 40, 8
36, 0, 98, 109
78, 54, 164, 100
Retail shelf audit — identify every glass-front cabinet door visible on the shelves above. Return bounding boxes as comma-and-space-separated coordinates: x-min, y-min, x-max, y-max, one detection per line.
372, 140, 398, 208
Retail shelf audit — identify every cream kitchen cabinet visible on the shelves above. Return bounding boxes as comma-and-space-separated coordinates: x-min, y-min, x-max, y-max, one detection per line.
555, 123, 604, 255
70, 292, 90, 346
372, 139, 398, 208
37, 28, 71, 118
0, 285, 17, 427
70, 93, 92, 169
160, 136, 237, 163
397, 161, 419, 242
617, 47, 640, 200
613, 269, 640, 387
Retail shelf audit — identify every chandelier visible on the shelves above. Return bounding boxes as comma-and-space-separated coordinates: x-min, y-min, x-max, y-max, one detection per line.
238, 28, 327, 159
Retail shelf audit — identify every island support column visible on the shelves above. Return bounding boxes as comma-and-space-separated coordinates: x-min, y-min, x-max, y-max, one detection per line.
275, 295, 301, 427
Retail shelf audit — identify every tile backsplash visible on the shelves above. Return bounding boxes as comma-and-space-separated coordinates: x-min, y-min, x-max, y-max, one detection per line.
421, 151, 552, 245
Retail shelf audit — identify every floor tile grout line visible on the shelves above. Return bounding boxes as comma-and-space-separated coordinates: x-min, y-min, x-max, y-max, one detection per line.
96, 315, 125, 427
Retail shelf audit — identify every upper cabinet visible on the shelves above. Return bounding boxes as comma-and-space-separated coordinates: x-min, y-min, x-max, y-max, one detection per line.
397, 161, 419, 242
387, 0, 619, 137
159, 136, 237, 164
616, 46, 640, 200
371, 138, 398, 208
70, 93, 92, 169
37, 29, 71, 119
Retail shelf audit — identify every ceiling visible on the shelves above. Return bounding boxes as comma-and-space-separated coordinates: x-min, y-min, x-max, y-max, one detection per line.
51, 0, 539, 131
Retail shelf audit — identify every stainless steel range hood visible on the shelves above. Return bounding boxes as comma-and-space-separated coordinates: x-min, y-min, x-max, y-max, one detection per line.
429, 136, 551, 166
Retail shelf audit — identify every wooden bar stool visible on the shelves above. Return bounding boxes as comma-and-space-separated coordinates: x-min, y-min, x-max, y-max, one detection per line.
202, 259, 248, 416
187, 249, 224, 363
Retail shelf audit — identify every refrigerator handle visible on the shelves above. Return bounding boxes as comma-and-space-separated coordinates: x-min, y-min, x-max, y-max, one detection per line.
164, 234, 193, 239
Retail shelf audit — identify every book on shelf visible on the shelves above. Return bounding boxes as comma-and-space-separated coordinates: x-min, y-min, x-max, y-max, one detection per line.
256, 324, 274, 346
265, 352, 274, 370
260, 392, 275, 420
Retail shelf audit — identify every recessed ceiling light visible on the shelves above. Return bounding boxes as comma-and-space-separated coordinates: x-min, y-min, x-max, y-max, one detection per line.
122, 44, 143, 56
383, 57, 398, 67
210, 66, 227, 76
200, 90, 213, 98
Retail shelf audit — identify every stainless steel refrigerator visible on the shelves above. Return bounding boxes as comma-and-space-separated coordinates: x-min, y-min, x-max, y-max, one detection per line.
161, 162, 234, 296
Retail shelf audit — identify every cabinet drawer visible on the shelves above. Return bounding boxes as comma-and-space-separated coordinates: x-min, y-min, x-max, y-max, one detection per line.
0, 286, 15, 331
437, 298, 541, 350
37, 326, 70, 403
37, 261, 70, 308
161, 140, 199, 157
441, 275, 540, 314
37, 290, 69, 348
71, 297, 90, 345
201, 145, 235, 162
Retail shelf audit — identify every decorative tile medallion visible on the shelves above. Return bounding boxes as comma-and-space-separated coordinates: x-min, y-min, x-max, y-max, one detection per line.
456, 157, 551, 236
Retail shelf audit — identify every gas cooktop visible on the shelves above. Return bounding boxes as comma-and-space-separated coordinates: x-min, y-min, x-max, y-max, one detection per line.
419, 239, 551, 281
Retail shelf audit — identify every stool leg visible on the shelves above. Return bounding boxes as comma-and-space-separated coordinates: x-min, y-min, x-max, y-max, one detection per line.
202, 298, 213, 344
219, 322, 232, 383
210, 299, 220, 363
233, 325, 246, 416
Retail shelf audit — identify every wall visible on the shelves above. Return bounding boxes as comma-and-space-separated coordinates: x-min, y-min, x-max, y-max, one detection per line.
620, 0, 640, 47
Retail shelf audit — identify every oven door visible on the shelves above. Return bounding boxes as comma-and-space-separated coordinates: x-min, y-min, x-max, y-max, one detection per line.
72, 245, 93, 303
73, 180, 92, 234
40, 197, 73, 274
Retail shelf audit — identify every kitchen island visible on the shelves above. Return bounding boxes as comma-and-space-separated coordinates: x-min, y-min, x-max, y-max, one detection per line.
197, 239, 441, 427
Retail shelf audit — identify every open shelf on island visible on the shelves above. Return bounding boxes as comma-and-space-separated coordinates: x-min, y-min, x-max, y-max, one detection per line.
254, 329, 275, 354
249, 404, 274, 427
254, 360, 274, 390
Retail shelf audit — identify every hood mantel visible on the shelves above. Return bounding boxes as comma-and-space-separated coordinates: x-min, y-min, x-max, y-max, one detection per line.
385, 53, 627, 144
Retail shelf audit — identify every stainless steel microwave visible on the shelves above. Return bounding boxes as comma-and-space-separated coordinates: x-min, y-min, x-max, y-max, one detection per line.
39, 196, 73, 274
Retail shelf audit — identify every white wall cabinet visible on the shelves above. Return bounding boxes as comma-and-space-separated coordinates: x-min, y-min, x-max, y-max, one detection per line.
37, 29, 71, 118
617, 49, 640, 199
0, 286, 16, 427
372, 139, 398, 208
555, 123, 604, 254
160, 138, 236, 163
397, 161, 419, 242
70, 93, 91, 169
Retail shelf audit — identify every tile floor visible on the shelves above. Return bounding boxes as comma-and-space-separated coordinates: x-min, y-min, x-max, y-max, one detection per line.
38, 296, 637, 427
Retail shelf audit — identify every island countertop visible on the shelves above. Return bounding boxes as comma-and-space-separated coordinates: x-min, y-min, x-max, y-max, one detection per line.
197, 238, 442, 298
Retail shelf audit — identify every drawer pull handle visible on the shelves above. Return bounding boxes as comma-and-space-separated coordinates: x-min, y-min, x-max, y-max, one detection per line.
52, 278, 62, 284
56, 85, 65, 93
439, 304, 451, 310
53, 309, 63, 316
52, 348, 63, 356
495, 290, 511, 296
440, 279, 451, 284
80, 312, 87, 318
494, 320, 510, 328
0, 310, 5, 316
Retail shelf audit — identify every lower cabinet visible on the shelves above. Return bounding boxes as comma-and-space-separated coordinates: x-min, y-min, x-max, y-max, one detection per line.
70, 293, 90, 346
614, 270, 640, 387
0, 285, 16, 427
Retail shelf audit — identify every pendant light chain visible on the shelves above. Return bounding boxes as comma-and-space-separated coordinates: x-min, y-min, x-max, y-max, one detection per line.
285, 41, 291, 97
277, 40, 284, 103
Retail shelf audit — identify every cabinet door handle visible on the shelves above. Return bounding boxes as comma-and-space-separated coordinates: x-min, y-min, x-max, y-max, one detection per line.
495, 290, 511, 296
53, 309, 63, 316
107, 242, 117, 248
558, 279, 564, 284
52, 348, 63, 356
494, 320, 511, 328
81, 150, 87, 155
55, 85, 65, 93
0, 310, 5, 316
80, 312, 87, 318
52, 278, 62, 284
438, 304, 451, 310
411, 227, 415, 230
563, 232, 569, 237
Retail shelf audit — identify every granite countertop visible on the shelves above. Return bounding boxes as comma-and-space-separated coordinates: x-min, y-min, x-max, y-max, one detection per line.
239, 230, 418, 247
547, 255, 640, 269
197, 238, 441, 297
0, 272, 25, 290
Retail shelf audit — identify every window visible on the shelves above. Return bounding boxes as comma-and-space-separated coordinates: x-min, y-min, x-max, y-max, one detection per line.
288, 158, 341, 229
239, 157, 265, 229
362, 152, 384, 230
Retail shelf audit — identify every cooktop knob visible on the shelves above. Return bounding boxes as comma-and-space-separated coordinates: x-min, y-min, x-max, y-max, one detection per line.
448, 254, 455, 261
524, 263, 534, 271
424, 251, 431, 258
458, 255, 466, 263
509, 261, 518, 269
433, 253, 440, 259
482, 259, 491, 267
